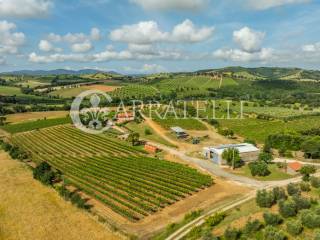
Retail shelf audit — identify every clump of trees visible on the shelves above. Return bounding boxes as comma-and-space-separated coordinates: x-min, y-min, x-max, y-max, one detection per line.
1, 140, 29, 160
249, 161, 270, 177
57, 185, 89, 210
222, 148, 243, 169
300, 165, 316, 181
33, 162, 58, 185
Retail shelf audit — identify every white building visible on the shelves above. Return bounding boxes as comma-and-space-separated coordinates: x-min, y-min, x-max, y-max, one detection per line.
203, 143, 260, 165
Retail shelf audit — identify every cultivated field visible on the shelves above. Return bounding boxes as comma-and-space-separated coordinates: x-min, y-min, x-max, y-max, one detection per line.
0, 86, 24, 96
0, 151, 121, 240
10, 125, 213, 222
5, 111, 69, 124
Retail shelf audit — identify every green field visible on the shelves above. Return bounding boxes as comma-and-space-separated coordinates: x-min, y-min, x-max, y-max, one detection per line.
1, 117, 71, 134
11, 125, 212, 221
218, 115, 320, 143
111, 84, 159, 99
0, 86, 24, 96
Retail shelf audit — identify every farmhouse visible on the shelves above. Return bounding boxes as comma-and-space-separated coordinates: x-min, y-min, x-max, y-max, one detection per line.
203, 143, 260, 165
144, 143, 159, 154
116, 112, 134, 124
170, 126, 189, 139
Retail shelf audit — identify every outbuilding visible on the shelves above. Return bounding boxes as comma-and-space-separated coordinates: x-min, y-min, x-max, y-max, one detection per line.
203, 143, 260, 165
170, 126, 189, 138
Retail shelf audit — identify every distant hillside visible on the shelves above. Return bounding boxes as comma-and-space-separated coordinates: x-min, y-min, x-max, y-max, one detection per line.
197, 67, 320, 81
0, 69, 121, 76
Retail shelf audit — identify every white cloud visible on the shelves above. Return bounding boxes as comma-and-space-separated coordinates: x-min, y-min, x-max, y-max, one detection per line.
0, 0, 53, 18
142, 63, 166, 73
213, 48, 274, 62
131, 0, 209, 11
110, 21, 168, 44
233, 27, 265, 53
246, 0, 310, 10
0, 57, 6, 65
110, 19, 214, 44
28, 52, 88, 63
0, 20, 25, 54
46, 27, 101, 43
38, 39, 62, 52
71, 41, 93, 53
90, 27, 101, 41
302, 42, 320, 52
171, 19, 214, 43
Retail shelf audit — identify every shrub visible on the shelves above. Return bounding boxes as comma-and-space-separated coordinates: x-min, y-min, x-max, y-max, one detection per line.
287, 183, 301, 196
311, 176, 320, 188
286, 220, 303, 236
272, 187, 287, 201
263, 226, 286, 240
300, 182, 311, 192
292, 195, 311, 210
300, 165, 316, 181
300, 209, 320, 229
144, 128, 152, 135
314, 230, 320, 240
249, 161, 270, 177
224, 227, 240, 240
256, 189, 275, 208
259, 152, 273, 164
205, 212, 226, 227
33, 162, 56, 185
263, 212, 282, 226
243, 219, 262, 236
279, 200, 298, 218
222, 148, 243, 168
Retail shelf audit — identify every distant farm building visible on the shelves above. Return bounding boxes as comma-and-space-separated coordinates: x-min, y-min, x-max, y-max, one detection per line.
170, 127, 189, 139
144, 143, 159, 154
116, 112, 134, 124
203, 143, 260, 165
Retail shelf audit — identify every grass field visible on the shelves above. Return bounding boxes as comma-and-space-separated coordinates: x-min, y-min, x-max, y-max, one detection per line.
0, 151, 121, 240
153, 116, 207, 131
230, 164, 293, 181
218, 115, 320, 142
1, 117, 71, 134
0, 86, 24, 96
49, 85, 119, 98
111, 85, 159, 99
11, 125, 213, 222
5, 111, 69, 124
125, 121, 176, 147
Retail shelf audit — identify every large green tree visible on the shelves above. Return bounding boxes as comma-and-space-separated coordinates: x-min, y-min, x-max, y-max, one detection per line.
222, 148, 242, 169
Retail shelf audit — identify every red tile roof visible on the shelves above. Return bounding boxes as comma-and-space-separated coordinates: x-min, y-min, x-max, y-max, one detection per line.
288, 162, 302, 172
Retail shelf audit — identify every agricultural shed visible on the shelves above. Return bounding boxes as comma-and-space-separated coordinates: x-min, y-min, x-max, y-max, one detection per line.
170, 126, 189, 138
203, 143, 260, 165
144, 143, 159, 154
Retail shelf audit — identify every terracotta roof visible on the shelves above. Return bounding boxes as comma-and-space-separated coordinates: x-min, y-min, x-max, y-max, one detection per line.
288, 161, 302, 172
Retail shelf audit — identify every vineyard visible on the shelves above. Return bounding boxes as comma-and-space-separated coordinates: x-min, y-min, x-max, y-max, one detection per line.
111, 84, 160, 99
11, 125, 213, 222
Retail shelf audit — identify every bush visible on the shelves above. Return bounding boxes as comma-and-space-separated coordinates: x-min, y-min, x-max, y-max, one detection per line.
144, 128, 152, 135
300, 165, 316, 181
243, 219, 262, 236
249, 161, 270, 177
279, 200, 298, 218
300, 209, 320, 229
311, 176, 320, 188
287, 183, 301, 196
314, 230, 320, 240
300, 182, 311, 192
263, 226, 286, 240
205, 212, 226, 227
286, 220, 303, 236
259, 152, 273, 164
272, 187, 287, 201
256, 189, 275, 208
263, 212, 282, 226
224, 227, 240, 240
292, 195, 311, 210
33, 162, 56, 185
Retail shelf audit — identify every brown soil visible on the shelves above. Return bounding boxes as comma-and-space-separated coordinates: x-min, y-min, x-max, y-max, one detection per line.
5, 111, 69, 124
86, 84, 120, 92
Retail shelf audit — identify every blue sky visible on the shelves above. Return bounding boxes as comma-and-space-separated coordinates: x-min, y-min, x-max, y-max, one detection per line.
0, 0, 320, 73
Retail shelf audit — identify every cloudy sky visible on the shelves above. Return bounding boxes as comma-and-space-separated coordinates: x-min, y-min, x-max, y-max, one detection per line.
0, 0, 320, 73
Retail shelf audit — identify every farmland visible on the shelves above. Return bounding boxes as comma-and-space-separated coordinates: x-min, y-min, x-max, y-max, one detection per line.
0, 86, 25, 96
49, 85, 119, 98
1, 117, 71, 134
10, 125, 213, 222
5, 111, 69, 124
111, 84, 159, 99
218, 115, 320, 142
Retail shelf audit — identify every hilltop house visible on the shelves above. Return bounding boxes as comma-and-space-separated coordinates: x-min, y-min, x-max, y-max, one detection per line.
203, 143, 260, 165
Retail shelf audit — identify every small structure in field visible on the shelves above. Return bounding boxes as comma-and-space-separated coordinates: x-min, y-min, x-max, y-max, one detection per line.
117, 133, 130, 140
144, 143, 159, 154
203, 143, 260, 165
170, 126, 189, 139
287, 161, 302, 175
116, 112, 134, 124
